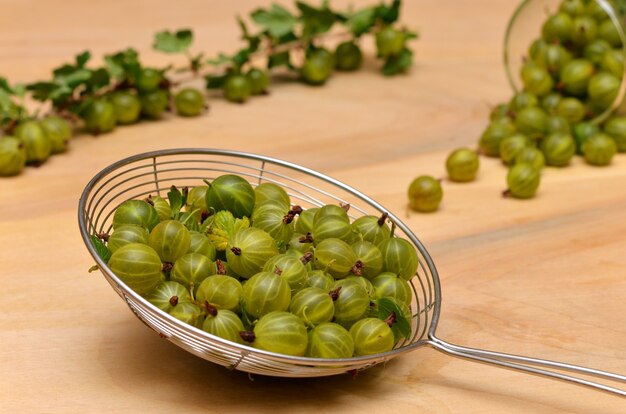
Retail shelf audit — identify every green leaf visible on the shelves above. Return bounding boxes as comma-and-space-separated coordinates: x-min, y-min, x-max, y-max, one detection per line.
207, 52, 233, 67
205, 73, 229, 89
153, 29, 194, 54
86, 68, 111, 91
296, 1, 337, 37
251, 3, 297, 38
381, 47, 413, 76
104, 48, 141, 82
189, 53, 205, 72
372, 297, 411, 342
376, 0, 401, 24
346, 7, 377, 36
268, 51, 291, 69
25, 82, 59, 102
167, 185, 183, 218
90, 234, 112, 264
75, 51, 91, 68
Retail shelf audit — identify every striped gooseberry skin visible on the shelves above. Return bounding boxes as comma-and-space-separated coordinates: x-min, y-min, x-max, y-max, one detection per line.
307, 269, 334, 291
148, 220, 191, 263
254, 182, 291, 210
187, 231, 216, 260
582, 133, 617, 166
540, 132, 576, 166
169, 302, 204, 328
196, 275, 243, 312
149, 195, 172, 221
263, 254, 308, 293
313, 204, 349, 224
341, 276, 376, 300
108, 243, 163, 295
288, 233, 314, 253
146, 281, 192, 313
514, 146, 546, 170
312, 215, 354, 244
288, 287, 334, 325
186, 186, 208, 216
507, 163, 541, 199
226, 227, 279, 278
107, 224, 149, 253
378, 237, 418, 281
350, 241, 383, 279
205, 174, 255, 219
314, 238, 357, 279
294, 208, 318, 234
112, 199, 160, 231
202, 309, 245, 344
251, 203, 294, 243
170, 252, 216, 293
331, 280, 370, 328
349, 317, 395, 356
306, 322, 354, 359
241, 271, 291, 318
0, 136, 26, 176
15, 120, 51, 164
350, 215, 391, 245
371, 272, 413, 307
248, 311, 308, 356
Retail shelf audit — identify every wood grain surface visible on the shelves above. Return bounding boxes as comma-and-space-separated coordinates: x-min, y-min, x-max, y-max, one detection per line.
1, 1, 625, 412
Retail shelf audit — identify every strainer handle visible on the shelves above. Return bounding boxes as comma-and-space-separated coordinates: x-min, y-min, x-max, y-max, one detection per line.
427, 337, 626, 397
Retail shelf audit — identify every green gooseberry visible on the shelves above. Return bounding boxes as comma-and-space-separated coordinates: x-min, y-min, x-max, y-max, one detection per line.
107, 224, 149, 253
573, 121, 601, 154
196, 274, 243, 312
112, 199, 160, 231
371, 272, 413, 307
514, 106, 548, 140
251, 203, 295, 244
301, 48, 334, 86
535, 44, 572, 75
0, 136, 26, 176
528, 38, 548, 61
289, 286, 335, 326
136, 68, 164, 93
288, 233, 314, 253
147, 195, 172, 221
110, 91, 141, 124
188, 231, 216, 260
174, 88, 206, 117
559, 59, 595, 96
556, 97, 586, 124
598, 19, 622, 47
335, 41, 363, 71
489, 103, 511, 121
108, 243, 163, 295
546, 115, 571, 134
170, 252, 215, 292
242, 311, 308, 356
570, 16, 598, 47
588, 71, 620, 112
146, 281, 192, 313
246, 68, 270, 95
254, 182, 291, 210
241, 272, 291, 318
226, 227, 279, 278
306, 322, 354, 359
330, 280, 370, 328
340, 277, 376, 301
351, 241, 384, 280
378, 237, 419, 281
313, 204, 349, 224
83, 98, 116, 134
505, 164, 541, 199
224, 74, 251, 103
148, 219, 191, 263
509, 91, 539, 112
314, 238, 357, 279
582, 133, 617, 165
14, 120, 51, 165
600, 49, 624, 78
351, 214, 391, 246
312, 215, 354, 244
169, 302, 204, 328
559, 0, 585, 17
445, 147, 480, 182
603, 116, 626, 152
350, 317, 395, 356
521, 64, 554, 97
202, 307, 245, 344
514, 146, 546, 170
585, 1, 609, 20
375, 26, 406, 58
307, 269, 334, 291
407, 175, 443, 212
541, 12, 573, 43
40, 116, 72, 154
479, 118, 517, 156
540, 132, 576, 167
140, 90, 169, 119
583, 39, 612, 65
205, 174, 255, 218
499, 133, 531, 165
294, 207, 318, 234
541, 92, 562, 115
263, 253, 309, 294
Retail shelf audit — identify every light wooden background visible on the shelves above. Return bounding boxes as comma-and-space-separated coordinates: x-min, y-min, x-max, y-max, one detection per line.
1, 1, 625, 412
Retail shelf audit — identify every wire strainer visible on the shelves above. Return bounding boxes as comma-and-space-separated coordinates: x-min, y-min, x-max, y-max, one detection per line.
78, 148, 626, 397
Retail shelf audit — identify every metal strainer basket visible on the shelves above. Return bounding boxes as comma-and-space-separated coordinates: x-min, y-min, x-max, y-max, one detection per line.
78, 148, 626, 396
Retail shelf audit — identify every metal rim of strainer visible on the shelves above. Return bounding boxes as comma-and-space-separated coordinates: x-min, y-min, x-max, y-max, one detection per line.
78, 148, 443, 377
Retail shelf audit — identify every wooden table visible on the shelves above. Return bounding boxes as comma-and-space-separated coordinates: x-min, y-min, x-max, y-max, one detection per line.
1, 1, 625, 412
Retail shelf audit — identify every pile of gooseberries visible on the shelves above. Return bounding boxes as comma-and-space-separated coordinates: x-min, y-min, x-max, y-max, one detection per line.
408, 0, 624, 211
94, 174, 416, 359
